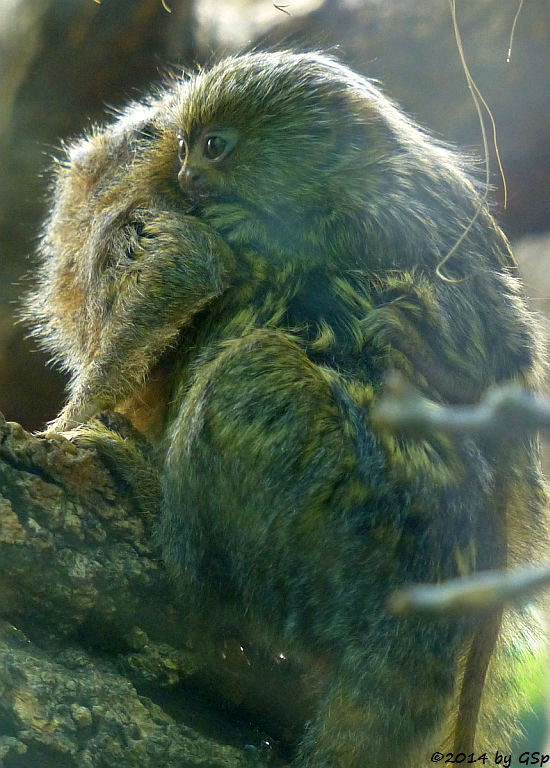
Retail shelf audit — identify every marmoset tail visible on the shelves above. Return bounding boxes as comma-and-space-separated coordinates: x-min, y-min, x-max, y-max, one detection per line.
27, 51, 548, 767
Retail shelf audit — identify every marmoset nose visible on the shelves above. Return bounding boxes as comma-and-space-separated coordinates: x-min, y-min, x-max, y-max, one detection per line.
178, 165, 203, 189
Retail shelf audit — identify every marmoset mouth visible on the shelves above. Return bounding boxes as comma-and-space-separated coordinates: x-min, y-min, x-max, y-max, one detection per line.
185, 188, 245, 211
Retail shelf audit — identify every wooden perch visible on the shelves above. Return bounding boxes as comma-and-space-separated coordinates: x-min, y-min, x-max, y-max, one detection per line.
0, 412, 306, 767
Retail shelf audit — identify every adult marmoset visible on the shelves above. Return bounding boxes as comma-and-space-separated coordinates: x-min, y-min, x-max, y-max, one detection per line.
27, 51, 548, 767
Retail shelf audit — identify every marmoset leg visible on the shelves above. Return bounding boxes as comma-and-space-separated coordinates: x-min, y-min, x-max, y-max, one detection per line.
160, 329, 491, 767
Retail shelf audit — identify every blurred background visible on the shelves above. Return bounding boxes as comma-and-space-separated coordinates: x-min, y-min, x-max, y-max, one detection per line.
0, 0, 548, 429
0, 0, 549, 755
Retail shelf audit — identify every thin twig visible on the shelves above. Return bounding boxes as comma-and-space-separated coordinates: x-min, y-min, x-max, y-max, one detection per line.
389, 563, 550, 616
507, 0, 526, 63
371, 374, 550, 440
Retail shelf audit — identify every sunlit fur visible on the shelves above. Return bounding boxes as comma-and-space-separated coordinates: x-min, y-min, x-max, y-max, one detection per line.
26, 51, 548, 767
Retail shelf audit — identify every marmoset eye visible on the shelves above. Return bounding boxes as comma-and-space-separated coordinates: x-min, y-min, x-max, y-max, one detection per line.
204, 136, 227, 160
204, 135, 228, 160
202, 129, 238, 162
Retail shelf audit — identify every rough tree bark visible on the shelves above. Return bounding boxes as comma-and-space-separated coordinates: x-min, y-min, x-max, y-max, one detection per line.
0, 413, 308, 768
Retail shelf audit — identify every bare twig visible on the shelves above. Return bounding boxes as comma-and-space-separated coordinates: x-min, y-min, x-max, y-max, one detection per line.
371, 373, 550, 440
389, 562, 550, 617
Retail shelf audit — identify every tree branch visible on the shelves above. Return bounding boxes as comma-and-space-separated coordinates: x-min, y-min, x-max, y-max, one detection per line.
0, 413, 305, 767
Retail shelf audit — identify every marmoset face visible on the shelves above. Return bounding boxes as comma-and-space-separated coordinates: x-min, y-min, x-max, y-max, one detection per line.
170, 52, 392, 253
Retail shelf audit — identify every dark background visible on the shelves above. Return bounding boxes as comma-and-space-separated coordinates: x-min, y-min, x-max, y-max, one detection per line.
1, 0, 548, 430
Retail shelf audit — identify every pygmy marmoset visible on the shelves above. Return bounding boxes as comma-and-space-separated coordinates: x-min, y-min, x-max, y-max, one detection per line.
27, 51, 548, 767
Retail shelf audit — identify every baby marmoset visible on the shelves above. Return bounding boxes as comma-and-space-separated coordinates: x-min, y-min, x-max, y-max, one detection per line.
27, 52, 548, 767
